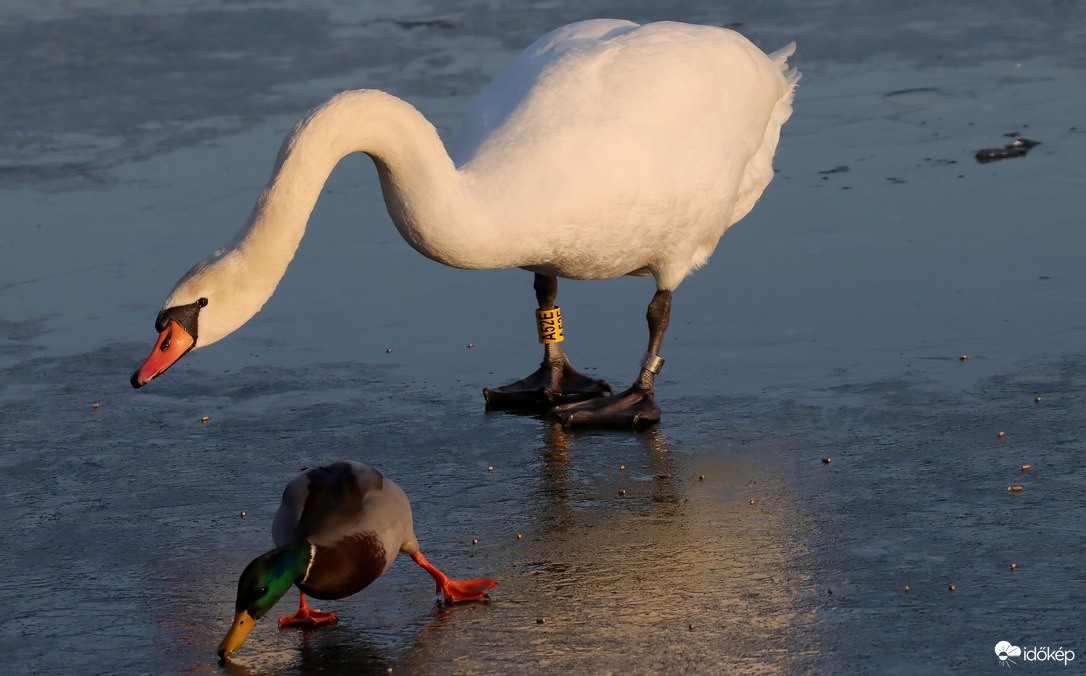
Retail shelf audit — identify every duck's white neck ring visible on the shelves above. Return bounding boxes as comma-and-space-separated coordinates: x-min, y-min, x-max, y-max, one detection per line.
301, 542, 317, 584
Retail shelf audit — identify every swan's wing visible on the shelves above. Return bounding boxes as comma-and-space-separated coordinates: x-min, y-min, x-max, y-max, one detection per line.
451, 19, 639, 164
448, 21, 800, 288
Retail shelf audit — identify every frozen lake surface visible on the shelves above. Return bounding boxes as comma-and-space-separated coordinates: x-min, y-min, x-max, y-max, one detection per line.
2, 1, 1084, 673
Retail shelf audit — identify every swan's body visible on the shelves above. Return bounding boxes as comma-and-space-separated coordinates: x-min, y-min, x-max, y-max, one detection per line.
218, 461, 497, 659
449, 20, 796, 289
132, 19, 799, 426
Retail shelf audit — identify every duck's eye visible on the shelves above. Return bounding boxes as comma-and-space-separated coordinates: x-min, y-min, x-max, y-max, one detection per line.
197, 297, 208, 308
258, 586, 269, 597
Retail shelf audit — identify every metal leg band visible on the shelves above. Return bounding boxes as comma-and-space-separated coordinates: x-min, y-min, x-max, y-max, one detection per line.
639, 351, 665, 374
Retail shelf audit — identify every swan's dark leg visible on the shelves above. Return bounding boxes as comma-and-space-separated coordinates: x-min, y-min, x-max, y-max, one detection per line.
484, 273, 611, 411
550, 289, 671, 428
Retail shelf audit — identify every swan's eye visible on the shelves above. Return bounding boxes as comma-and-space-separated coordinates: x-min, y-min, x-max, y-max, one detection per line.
197, 297, 208, 308
160, 328, 172, 352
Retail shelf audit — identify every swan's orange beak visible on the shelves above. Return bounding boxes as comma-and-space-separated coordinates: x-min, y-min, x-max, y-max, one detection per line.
130, 320, 195, 388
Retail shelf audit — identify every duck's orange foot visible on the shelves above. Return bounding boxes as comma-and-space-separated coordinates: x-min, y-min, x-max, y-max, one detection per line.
440, 577, 499, 603
411, 552, 498, 602
278, 594, 337, 628
279, 607, 337, 628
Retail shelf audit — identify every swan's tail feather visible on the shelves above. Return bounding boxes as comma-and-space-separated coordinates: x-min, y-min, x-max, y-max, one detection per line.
768, 41, 796, 65
784, 66, 802, 88
769, 42, 802, 88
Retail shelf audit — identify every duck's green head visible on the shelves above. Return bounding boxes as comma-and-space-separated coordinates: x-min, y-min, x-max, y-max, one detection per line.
218, 541, 312, 659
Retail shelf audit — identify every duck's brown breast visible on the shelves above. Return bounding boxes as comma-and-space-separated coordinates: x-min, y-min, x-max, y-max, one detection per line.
298, 532, 390, 600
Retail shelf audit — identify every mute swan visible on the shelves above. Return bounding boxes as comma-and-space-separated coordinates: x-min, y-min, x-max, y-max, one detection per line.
131, 19, 800, 427
218, 461, 497, 659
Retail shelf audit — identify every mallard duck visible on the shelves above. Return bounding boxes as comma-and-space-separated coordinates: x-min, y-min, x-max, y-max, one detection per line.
132, 19, 799, 427
218, 461, 497, 658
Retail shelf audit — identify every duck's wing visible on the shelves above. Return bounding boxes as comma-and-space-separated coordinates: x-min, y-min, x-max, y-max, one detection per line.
271, 460, 385, 547
273, 461, 417, 599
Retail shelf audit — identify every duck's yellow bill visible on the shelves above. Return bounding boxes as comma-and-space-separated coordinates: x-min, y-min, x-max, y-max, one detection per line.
217, 610, 255, 659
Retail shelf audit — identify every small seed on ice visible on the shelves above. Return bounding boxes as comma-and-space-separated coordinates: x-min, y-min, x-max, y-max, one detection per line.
1021, 464, 1031, 471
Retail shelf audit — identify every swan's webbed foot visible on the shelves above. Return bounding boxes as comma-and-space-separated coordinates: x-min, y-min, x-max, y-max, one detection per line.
486, 273, 611, 411
484, 356, 611, 411
548, 383, 660, 429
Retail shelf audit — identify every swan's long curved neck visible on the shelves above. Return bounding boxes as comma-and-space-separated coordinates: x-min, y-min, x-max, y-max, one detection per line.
238, 89, 506, 286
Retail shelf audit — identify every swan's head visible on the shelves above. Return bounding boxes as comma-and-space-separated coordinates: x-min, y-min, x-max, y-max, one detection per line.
131, 248, 276, 388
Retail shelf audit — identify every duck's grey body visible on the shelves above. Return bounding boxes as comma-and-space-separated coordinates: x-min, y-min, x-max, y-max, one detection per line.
272, 461, 420, 600
218, 460, 496, 659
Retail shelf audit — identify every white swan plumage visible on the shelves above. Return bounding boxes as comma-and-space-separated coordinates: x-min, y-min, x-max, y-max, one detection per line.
132, 19, 800, 427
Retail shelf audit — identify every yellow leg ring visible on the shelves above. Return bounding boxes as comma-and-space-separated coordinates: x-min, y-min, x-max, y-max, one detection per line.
536, 307, 564, 344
